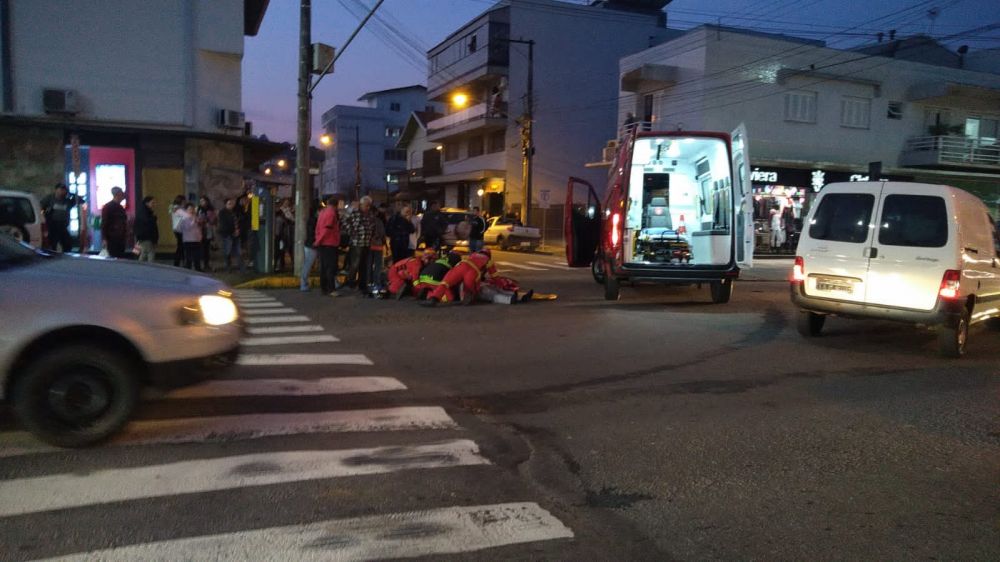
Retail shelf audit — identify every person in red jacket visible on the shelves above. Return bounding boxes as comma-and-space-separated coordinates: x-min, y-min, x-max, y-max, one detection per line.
388, 249, 435, 299
425, 248, 498, 305
314, 195, 342, 297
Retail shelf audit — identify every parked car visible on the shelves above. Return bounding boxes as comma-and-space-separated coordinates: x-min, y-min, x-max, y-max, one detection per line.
485, 216, 541, 251
0, 235, 242, 446
791, 181, 1000, 357
0, 189, 44, 246
441, 208, 474, 247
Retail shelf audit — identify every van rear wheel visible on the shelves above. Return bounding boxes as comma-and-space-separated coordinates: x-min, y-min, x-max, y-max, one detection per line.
938, 312, 969, 358
796, 311, 826, 337
709, 279, 733, 304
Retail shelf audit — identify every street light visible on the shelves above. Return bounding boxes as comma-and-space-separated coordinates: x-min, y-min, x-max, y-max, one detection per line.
277, 159, 287, 168
264, 168, 272, 175
319, 134, 332, 146
451, 92, 469, 108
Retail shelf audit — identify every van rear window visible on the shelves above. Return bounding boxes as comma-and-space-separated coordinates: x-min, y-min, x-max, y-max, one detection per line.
877, 195, 947, 248
0, 196, 36, 225
808, 193, 874, 244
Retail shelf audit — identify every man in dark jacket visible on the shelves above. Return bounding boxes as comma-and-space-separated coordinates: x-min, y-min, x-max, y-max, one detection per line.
420, 201, 447, 250
217, 198, 243, 273
40, 183, 78, 252
134, 196, 159, 263
468, 206, 487, 252
387, 205, 416, 263
101, 187, 128, 258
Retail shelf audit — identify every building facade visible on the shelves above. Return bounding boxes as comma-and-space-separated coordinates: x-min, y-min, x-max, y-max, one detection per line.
0, 0, 277, 252
616, 25, 1000, 253
319, 85, 437, 200
423, 0, 678, 236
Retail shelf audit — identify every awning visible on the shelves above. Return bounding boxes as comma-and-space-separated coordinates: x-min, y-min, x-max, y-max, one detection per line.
424, 169, 506, 185
621, 64, 680, 93
907, 82, 1000, 109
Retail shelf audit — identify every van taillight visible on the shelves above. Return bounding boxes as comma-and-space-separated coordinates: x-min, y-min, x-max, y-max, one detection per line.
939, 269, 961, 299
791, 256, 805, 283
610, 213, 620, 248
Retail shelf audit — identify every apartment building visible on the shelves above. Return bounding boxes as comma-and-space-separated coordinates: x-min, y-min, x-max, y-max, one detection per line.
319, 85, 438, 199
0, 0, 276, 252
616, 25, 1000, 253
422, 0, 678, 230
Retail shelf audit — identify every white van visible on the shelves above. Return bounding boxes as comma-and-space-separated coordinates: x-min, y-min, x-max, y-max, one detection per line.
0, 189, 44, 246
791, 181, 1000, 357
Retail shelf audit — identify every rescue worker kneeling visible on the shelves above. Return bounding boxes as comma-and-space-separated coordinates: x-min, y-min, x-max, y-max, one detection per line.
388, 249, 436, 299
413, 251, 462, 301
424, 248, 498, 306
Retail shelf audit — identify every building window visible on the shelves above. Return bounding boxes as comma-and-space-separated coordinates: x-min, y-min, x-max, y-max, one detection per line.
887, 101, 903, 120
488, 130, 505, 153
468, 136, 484, 157
784, 91, 817, 123
384, 127, 402, 138
966, 117, 999, 143
840, 96, 871, 129
444, 143, 460, 161
390, 102, 401, 112
384, 149, 406, 161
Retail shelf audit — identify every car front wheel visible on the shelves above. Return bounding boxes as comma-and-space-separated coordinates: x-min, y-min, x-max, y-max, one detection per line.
12, 345, 139, 447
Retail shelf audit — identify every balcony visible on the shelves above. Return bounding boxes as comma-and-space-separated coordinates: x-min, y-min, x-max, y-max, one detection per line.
427, 20, 509, 99
426, 102, 507, 143
901, 136, 1000, 170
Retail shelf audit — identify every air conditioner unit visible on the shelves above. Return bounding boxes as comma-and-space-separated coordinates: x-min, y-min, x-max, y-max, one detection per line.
43, 89, 79, 114
218, 109, 245, 130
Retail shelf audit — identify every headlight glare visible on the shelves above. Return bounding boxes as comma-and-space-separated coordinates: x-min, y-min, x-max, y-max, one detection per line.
198, 295, 238, 326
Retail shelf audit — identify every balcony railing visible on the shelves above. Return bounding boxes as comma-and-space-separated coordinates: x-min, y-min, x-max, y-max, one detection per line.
428, 103, 487, 131
902, 135, 1000, 168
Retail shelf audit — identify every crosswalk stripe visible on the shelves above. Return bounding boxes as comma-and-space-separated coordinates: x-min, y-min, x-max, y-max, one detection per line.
528, 261, 572, 270
0, 407, 456, 459
238, 301, 286, 308
243, 315, 311, 324
241, 335, 340, 346
496, 261, 546, 271
168, 377, 407, 398
41, 502, 574, 561
0, 440, 489, 517
246, 325, 325, 335
237, 353, 373, 366
241, 307, 297, 315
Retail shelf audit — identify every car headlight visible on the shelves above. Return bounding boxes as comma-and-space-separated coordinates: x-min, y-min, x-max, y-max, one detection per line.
198, 295, 238, 326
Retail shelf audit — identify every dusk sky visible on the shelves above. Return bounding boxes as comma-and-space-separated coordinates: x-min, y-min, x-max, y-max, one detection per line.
242, 0, 1000, 144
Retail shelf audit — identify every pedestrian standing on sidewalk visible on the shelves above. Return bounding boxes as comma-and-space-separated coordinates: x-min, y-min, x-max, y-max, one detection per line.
315, 194, 341, 296
100, 187, 128, 258
368, 204, 388, 294
217, 198, 243, 273
197, 196, 217, 271
300, 203, 319, 292
469, 206, 487, 253
178, 202, 203, 271
134, 196, 159, 263
39, 183, 77, 252
345, 195, 376, 294
170, 195, 187, 266
387, 205, 416, 263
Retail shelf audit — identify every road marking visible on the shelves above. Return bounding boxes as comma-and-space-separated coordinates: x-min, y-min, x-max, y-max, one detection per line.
0, 406, 452, 458
527, 261, 572, 270
168, 377, 407, 398
241, 307, 297, 315
237, 353, 373, 366
241, 335, 340, 346
246, 325, 325, 335
0, 440, 489, 517
238, 301, 285, 308
243, 315, 311, 324
496, 261, 546, 271
42, 502, 574, 561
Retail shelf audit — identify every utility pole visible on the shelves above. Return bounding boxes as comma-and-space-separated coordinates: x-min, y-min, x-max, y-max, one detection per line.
354, 124, 361, 201
509, 38, 534, 227
293, 0, 311, 278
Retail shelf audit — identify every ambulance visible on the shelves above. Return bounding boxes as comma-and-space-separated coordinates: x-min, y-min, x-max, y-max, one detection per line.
565, 124, 753, 302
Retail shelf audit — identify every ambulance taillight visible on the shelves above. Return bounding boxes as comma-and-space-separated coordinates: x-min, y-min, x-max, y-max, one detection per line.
610, 213, 620, 248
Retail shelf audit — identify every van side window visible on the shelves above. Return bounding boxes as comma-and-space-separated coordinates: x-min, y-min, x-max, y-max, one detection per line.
808, 193, 874, 244
989, 214, 1000, 255
877, 195, 947, 248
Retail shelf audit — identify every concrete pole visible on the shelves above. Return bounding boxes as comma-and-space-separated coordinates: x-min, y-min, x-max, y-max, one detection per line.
293, 0, 311, 278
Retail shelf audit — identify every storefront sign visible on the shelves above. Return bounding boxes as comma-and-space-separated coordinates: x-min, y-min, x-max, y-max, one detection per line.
751, 168, 778, 183
749, 165, 912, 192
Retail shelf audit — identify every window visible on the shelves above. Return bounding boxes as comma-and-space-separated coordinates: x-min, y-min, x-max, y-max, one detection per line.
878, 195, 947, 248
966, 117, 999, 143
887, 101, 903, 120
840, 96, 871, 129
384, 127, 402, 138
784, 91, 817, 123
808, 193, 874, 243
444, 143, 460, 161
488, 130, 506, 153
390, 102, 401, 112
468, 135, 484, 157
0, 195, 36, 225
383, 149, 406, 161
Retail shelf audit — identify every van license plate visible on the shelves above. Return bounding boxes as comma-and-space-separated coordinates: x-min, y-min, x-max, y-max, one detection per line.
816, 281, 853, 294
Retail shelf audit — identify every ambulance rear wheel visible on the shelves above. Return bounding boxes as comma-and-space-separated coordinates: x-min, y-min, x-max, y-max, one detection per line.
604, 275, 620, 301
591, 258, 605, 284
710, 279, 733, 304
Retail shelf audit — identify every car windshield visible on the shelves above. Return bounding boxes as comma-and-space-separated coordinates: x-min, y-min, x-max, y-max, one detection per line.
0, 233, 46, 268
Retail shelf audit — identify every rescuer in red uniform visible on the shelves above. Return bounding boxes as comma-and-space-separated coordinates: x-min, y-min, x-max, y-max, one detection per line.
388, 250, 435, 299
425, 248, 498, 305
412, 252, 462, 300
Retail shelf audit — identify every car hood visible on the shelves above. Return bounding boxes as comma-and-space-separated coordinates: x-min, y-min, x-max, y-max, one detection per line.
31, 255, 226, 293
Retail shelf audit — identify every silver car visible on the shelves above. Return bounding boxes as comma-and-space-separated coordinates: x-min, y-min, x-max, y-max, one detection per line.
0, 235, 241, 447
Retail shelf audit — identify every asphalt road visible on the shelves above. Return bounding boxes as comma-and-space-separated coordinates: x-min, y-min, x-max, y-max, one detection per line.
1, 251, 997, 560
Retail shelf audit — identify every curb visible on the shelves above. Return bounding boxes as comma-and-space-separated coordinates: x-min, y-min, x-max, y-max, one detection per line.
235, 276, 317, 289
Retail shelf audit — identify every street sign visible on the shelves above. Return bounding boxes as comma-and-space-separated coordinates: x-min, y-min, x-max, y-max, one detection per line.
538, 189, 551, 209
